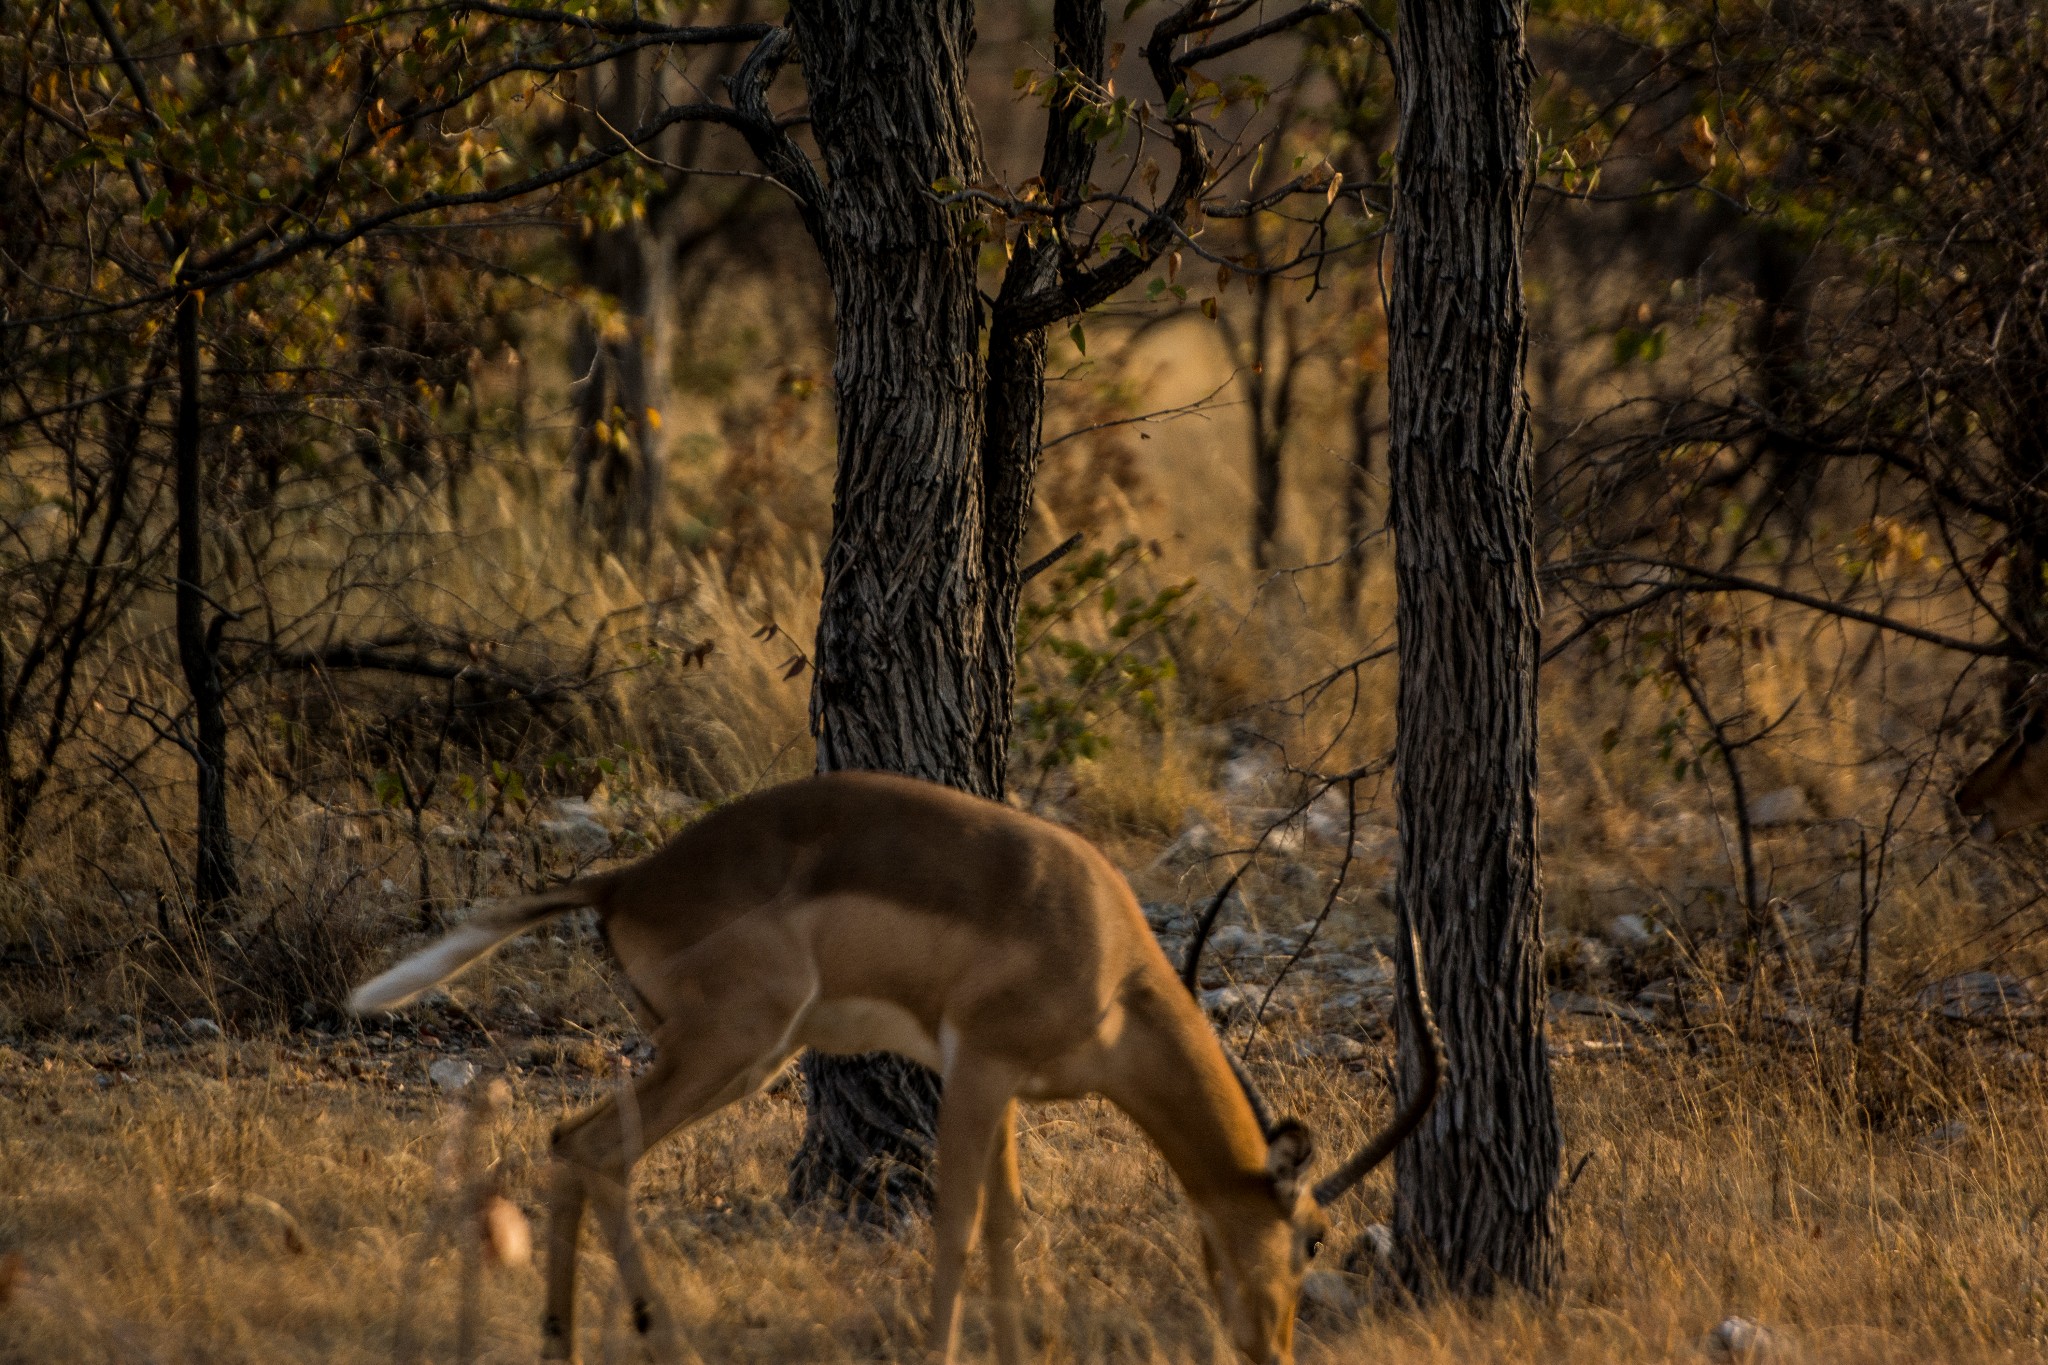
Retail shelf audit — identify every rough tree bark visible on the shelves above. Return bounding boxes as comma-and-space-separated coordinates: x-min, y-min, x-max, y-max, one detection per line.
174, 292, 239, 913
977, 0, 1107, 791
783, 0, 993, 1219
1387, 0, 1561, 1296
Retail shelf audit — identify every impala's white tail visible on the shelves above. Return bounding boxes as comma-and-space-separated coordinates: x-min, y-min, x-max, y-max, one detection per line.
348, 885, 595, 1013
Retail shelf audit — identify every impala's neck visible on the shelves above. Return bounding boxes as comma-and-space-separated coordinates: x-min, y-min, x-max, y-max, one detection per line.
1106, 980, 1275, 1206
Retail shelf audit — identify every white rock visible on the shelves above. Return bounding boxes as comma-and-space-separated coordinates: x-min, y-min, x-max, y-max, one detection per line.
1706, 1315, 1789, 1358
1303, 790, 1352, 844
1331, 960, 1395, 988
1141, 901, 1187, 930
1349, 827, 1399, 862
1605, 913, 1659, 951
1207, 924, 1271, 958
1221, 749, 1280, 802
184, 1017, 223, 1040
429, 1057, 477, 1094
1355, 1222, 1395, 1263
538, 815, 610, 855
1199, 985, 1254, 1019
1155, 816, 1219, 869
1747, 786, 1815, 828
1322, 988, 1392, 1017
1298, 1269, 1359, 1313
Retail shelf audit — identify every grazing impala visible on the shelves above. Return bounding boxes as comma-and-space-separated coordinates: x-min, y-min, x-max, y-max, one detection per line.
1956, 682, 2048, 839
351, 770, 1440, 1365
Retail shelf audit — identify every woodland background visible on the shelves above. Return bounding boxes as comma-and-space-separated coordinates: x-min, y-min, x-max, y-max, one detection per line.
5, 2, 2048, 1362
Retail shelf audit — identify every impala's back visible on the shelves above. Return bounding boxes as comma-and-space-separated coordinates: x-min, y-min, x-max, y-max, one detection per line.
590, 771, 1167, 1085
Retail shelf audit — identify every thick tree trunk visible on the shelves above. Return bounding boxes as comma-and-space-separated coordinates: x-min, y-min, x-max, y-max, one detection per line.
784, 0, 992, 1219
1387, 0, 1560, 1297
174, 292, 239, 914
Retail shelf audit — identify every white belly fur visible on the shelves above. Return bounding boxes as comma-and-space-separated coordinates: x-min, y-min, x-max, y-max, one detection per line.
799, 997, 944, 1071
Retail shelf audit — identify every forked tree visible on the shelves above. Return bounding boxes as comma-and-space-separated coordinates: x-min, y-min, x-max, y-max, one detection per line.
739, 0, 1386, 1216
1385, 0, 1562, 1293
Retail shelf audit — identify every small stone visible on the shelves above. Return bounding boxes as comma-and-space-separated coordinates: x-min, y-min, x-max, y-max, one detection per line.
1207, 924, 1270, 958
1349, 827, 1399, 862
1220, 750, 1280, 803
1747, 786, 1815, 828
1706, 1315, 1789, 1359
1606, 913, 1658, 951
1920, 1118, 1970, 1149
1199, 985, 1253, 1020
1155, 816, 1219, 869
537, 814, 610, 856
1330, 959, 1395, 988
1354, 1222, 1395, 1264
1918, 971, 2032, 1021
1141, 901, 1187, 930
429, 1057, 477, 1094
1298, 1269, 1359, 1313
183, 1017, 223, 1040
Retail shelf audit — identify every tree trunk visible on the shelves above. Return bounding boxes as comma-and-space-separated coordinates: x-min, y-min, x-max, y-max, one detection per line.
785, 0, 991, 1219
979, 0, 1107, 794
567, 49, 680, 558
174, 292, 239, 914
567, 240, 670, 558
1342, 369, 1377, 620
1387, 0, 1559, 1297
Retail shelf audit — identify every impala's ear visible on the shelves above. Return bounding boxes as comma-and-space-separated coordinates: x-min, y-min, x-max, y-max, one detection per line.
1266, 1118, 1314, 1204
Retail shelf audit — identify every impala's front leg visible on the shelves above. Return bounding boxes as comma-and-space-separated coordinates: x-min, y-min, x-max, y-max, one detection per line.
931, 1054, 1022, 1365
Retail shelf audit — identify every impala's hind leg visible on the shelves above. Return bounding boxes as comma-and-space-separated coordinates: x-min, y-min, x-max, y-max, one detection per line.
542, 1009, 804, 1362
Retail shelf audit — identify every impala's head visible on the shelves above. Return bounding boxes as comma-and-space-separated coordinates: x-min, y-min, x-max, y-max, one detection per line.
1198, 1119, 1327, 1365
1957, 681, 2048, 840
1196, 927, 1445, 1365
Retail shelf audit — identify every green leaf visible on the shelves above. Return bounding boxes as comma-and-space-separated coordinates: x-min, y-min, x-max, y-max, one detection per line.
142, 187, 169, 223
1069, 322, 1087, 355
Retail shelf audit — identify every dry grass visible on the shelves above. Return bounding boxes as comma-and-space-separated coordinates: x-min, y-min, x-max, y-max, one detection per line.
3, 1020, 2046, 1364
